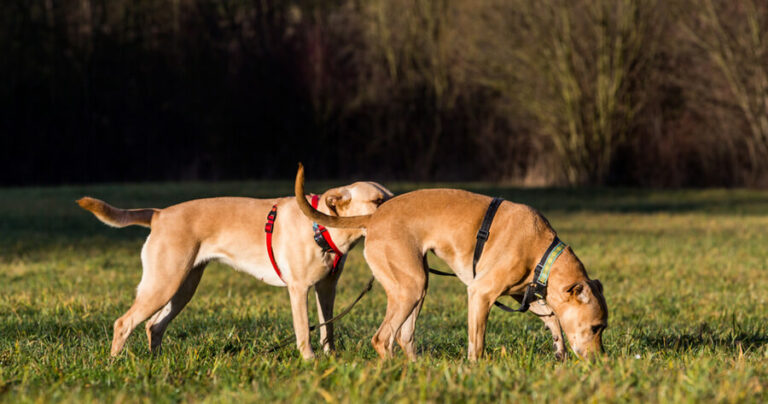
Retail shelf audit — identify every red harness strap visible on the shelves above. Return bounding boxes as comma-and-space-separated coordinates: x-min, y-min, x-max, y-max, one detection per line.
264, 205, 283, 281
310, 195, 344, 274
264, 196, 345, 283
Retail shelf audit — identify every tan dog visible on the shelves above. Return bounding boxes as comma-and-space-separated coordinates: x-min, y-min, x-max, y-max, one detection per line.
295, 165, 607, 361
77, 182, 392, 360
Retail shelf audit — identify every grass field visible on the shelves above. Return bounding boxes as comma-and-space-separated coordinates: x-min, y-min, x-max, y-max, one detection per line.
2, 182, 768, 402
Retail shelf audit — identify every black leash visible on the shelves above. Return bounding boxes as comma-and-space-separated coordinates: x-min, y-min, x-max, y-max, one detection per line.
427, 267, 519, 312
262, 276, 375, 353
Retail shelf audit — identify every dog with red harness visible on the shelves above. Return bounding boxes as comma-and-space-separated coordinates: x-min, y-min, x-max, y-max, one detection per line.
77, 181, 392, 360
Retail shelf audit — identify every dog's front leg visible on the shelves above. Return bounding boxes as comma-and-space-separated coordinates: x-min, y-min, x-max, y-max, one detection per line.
314, 267, 342, 354
288, 283, 315, 360
466, 284, 496, 361
527, 302, 566, 361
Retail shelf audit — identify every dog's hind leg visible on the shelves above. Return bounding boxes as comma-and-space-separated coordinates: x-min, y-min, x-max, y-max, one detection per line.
395, 257, 428, 361
366, 246, 426, 360
110, 238, 198, 356
395, 294, 425, 361
145, 263, 206, 354
314, 259, 344, 354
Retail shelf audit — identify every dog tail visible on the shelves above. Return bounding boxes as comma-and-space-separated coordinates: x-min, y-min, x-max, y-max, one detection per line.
76, 197, 157, 228
294, 163, 371, 229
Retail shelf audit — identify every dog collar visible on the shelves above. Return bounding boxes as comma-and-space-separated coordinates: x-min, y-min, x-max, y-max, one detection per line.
514, 236, 567, 312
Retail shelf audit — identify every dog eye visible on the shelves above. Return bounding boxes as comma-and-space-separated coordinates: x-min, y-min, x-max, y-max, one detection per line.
372, 198, 385, 206
591, 324, 605, 334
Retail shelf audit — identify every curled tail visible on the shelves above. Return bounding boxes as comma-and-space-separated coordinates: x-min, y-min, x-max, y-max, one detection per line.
294, 163, 370, 229
76, 197, 157, 228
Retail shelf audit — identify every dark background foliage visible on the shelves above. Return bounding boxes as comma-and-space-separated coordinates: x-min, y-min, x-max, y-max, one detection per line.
2, 0, 767, 186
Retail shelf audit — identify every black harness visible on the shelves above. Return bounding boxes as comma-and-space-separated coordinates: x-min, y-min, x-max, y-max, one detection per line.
473, 197, 504, 277
428, 197, 567, 314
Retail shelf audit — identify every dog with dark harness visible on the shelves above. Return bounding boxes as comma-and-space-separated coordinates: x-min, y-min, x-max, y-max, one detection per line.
294, 164, 607, 361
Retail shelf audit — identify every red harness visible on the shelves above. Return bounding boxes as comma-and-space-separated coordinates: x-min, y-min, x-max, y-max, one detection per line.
264, 195, 344, 282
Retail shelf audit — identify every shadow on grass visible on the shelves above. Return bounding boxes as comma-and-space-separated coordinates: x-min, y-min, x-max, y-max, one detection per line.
1, 309, 375, 357
635, 323, 768, 353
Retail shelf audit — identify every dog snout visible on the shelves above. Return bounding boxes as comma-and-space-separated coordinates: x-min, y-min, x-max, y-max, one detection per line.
573, 339, 605, 361
584, 340, 606, 360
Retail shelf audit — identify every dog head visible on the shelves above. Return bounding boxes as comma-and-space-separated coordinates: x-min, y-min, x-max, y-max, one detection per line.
548, 254, 608, 360
321, 181, 393, 217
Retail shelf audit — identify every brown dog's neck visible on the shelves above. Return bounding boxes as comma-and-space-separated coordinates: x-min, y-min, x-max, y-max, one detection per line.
329, 228, 365, 253
543, 252, 589, 310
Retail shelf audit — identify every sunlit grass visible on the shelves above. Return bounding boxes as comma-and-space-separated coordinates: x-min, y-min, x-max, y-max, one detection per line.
2, 182, 768, 402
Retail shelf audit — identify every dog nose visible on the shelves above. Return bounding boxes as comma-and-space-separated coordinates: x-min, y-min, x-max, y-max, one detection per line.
586, 342, 606, 360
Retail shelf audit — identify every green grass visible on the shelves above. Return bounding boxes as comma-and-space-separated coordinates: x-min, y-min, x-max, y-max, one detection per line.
2, 182, 768, 402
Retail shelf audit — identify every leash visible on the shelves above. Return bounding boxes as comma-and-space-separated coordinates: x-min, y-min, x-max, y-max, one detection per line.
262, 277, 375, 354
428, 197, 567, 314
427, 267, 520, 312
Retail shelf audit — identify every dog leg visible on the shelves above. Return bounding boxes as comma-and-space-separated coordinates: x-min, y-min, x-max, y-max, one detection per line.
466, 282, 498, 362
111, 276, 192, 356
288, 283, 315, 360
366, 248, 426, 360
527, 302, 566, 361
110, 240, 197, 356
371, 291, 423, 359
314, 262, 343, 354
395, 295, 425, 361
395, 257, 428, 361
145, 264, 206, 354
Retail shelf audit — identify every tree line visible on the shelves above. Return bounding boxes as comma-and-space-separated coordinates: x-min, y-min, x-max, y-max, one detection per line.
2, 0, 767, 186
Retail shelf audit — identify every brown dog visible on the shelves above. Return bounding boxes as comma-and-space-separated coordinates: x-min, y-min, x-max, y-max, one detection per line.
295, 165, 607, 361
77, 181, 392, 360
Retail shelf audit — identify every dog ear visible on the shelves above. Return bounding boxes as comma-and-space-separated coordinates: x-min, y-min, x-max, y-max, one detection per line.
591, 279, 603, 294
566, 282, 590, 304
325, 189, 351, 215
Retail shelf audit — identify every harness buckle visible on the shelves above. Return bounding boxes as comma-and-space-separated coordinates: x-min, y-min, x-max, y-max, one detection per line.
265, 205, 277, 233
476, 229, 490, 241
312, 222, 325, 234
312, 221, 336, 254
534, 264, 547, 286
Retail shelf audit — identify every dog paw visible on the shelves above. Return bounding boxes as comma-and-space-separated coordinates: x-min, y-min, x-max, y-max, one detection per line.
301, 351, 316, 361
554, 350, 567, 361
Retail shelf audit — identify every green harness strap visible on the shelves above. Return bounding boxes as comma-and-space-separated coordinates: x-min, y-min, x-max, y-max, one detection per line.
513, 236, 567, 312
